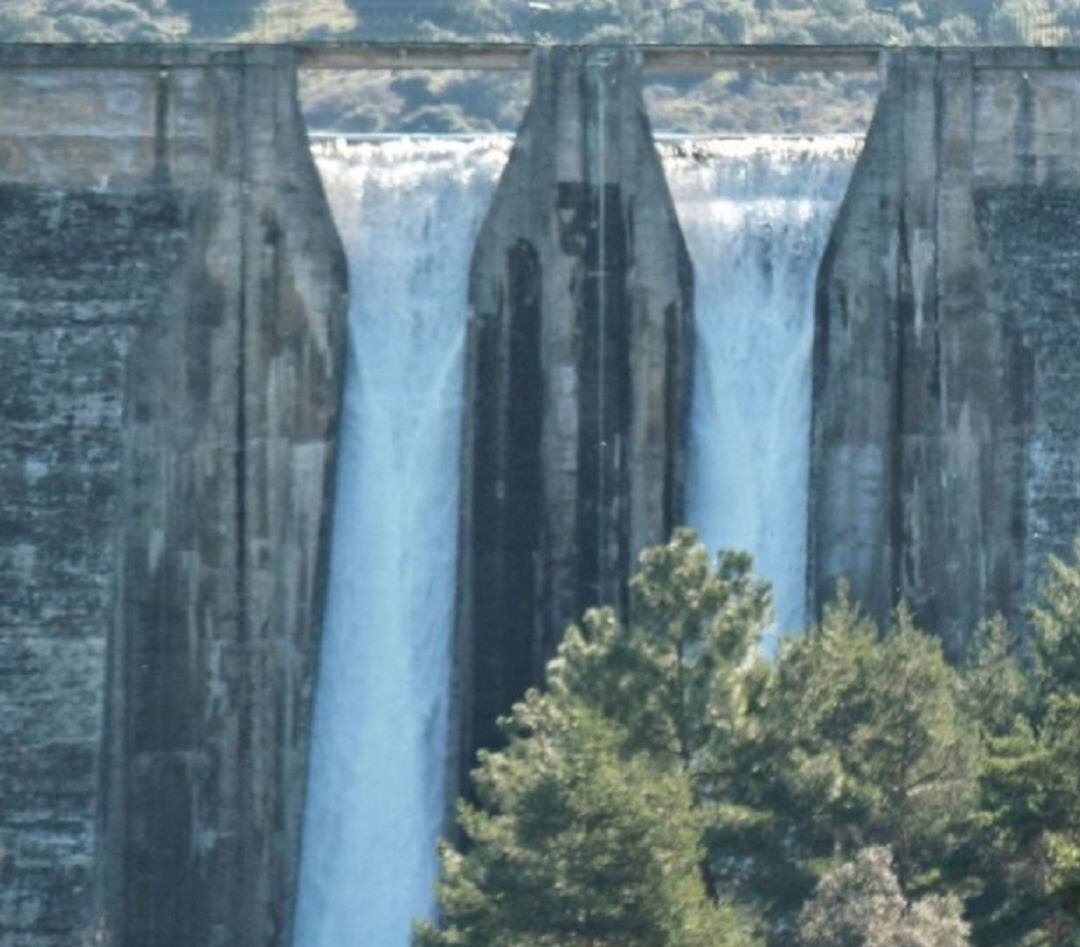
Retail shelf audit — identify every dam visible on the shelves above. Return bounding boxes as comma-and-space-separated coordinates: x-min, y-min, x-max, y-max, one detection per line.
2, 40, 1080, 947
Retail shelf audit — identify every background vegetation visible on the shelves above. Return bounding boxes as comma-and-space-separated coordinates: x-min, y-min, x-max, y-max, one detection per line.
4, 0, 1077, 46
418, 529, 1080, 947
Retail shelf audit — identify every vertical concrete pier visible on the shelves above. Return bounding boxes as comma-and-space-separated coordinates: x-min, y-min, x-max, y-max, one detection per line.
0, 49, 346, 946
115, 55, 347, 947
811, 48, 1080, 652
459, 47, 693, 759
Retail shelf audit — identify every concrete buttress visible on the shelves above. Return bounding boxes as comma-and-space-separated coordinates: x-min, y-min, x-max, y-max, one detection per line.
811, 48, 1080, 654
0, 48, 347, 946
457, 47, 693, 768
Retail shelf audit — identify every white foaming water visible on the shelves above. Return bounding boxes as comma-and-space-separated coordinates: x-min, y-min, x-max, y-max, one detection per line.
295, 134, 858, 944
294, 137, 508, 947
661, 136, 860, 644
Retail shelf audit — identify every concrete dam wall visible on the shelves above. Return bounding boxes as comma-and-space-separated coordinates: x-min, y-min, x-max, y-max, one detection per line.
0, 47, 346, 947
1, 41, 1080, 947
811, 47, 1080, 656
461, 47, 692, 762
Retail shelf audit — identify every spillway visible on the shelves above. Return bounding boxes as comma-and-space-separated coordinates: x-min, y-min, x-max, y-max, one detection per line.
294, 137, 508, 947
293, 134, 858, 945
661, 137, 859, 643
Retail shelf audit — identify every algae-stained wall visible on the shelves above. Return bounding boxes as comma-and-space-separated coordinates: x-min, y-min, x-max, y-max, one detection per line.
0, 48, 346, 947
811, 48, 1080, 653
459, 47, 692, 765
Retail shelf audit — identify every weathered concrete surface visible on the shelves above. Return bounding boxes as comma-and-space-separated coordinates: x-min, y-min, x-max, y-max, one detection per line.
811, 48, 1080, 653
459, 47, 692, 762
0, 41, 886, 74
0, 185, 189, 947
0, 50, 346, 946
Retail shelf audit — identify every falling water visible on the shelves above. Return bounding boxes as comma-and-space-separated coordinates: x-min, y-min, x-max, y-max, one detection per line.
294, 137, 508, 947
661, 136, 860, 643
294, 133, 859, 944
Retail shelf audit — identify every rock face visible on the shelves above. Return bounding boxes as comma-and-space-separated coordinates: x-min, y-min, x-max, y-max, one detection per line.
811, 48, 1080, 654
0, 48, 346, 947
459, 47, 693, 761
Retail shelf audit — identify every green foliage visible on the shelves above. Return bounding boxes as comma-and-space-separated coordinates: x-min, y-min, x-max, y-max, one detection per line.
780, 597, 974, 869
952, 617, 1053, 942
419, 529, 767, 947
959, 615, 1032, 739
1032, 537, 1080, 703
1024, 547, 1080, 939
291, 0, 1080, 46
425, 528, 1080, 947
428, 530, 1020, 946
415, 696, 757, 947
798, 847, 971, 947
0, 0, 186, 41
15, 0, 1080, 132
1043, 695, 1080, 928
959, 543, 1080, 945
547, 528, 770, 776
714, 591, 978, 938
239, 0, 357, 41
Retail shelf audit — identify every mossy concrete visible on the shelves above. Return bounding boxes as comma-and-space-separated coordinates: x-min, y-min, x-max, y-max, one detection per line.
811, 48, 1080, 653
458, 47, 692, 778
0, 47, 346, 947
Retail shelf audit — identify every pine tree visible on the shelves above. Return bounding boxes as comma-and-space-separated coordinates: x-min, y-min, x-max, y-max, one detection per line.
1042, 694, 1080, 937
547, 527, 771, 784
717, 591, 979, 935
417, 529, 767, 946
414, 695, 758, 947
960, 541, 1080, 945
798, 847, 970, 947
1032, 537, 1080, 704
1032, 542, 1080, 940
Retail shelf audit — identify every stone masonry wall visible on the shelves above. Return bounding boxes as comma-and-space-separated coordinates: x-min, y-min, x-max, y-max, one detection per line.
10, 38, 1080, 947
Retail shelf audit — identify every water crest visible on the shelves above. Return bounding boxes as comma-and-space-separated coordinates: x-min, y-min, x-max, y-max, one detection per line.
294, 136, 509, 947
662, 136, 859, 643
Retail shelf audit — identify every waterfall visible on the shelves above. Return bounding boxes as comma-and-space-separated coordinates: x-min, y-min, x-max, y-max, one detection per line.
294, 137, 508, 947
661, 137, 859, 644
294, 133, 858, 945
